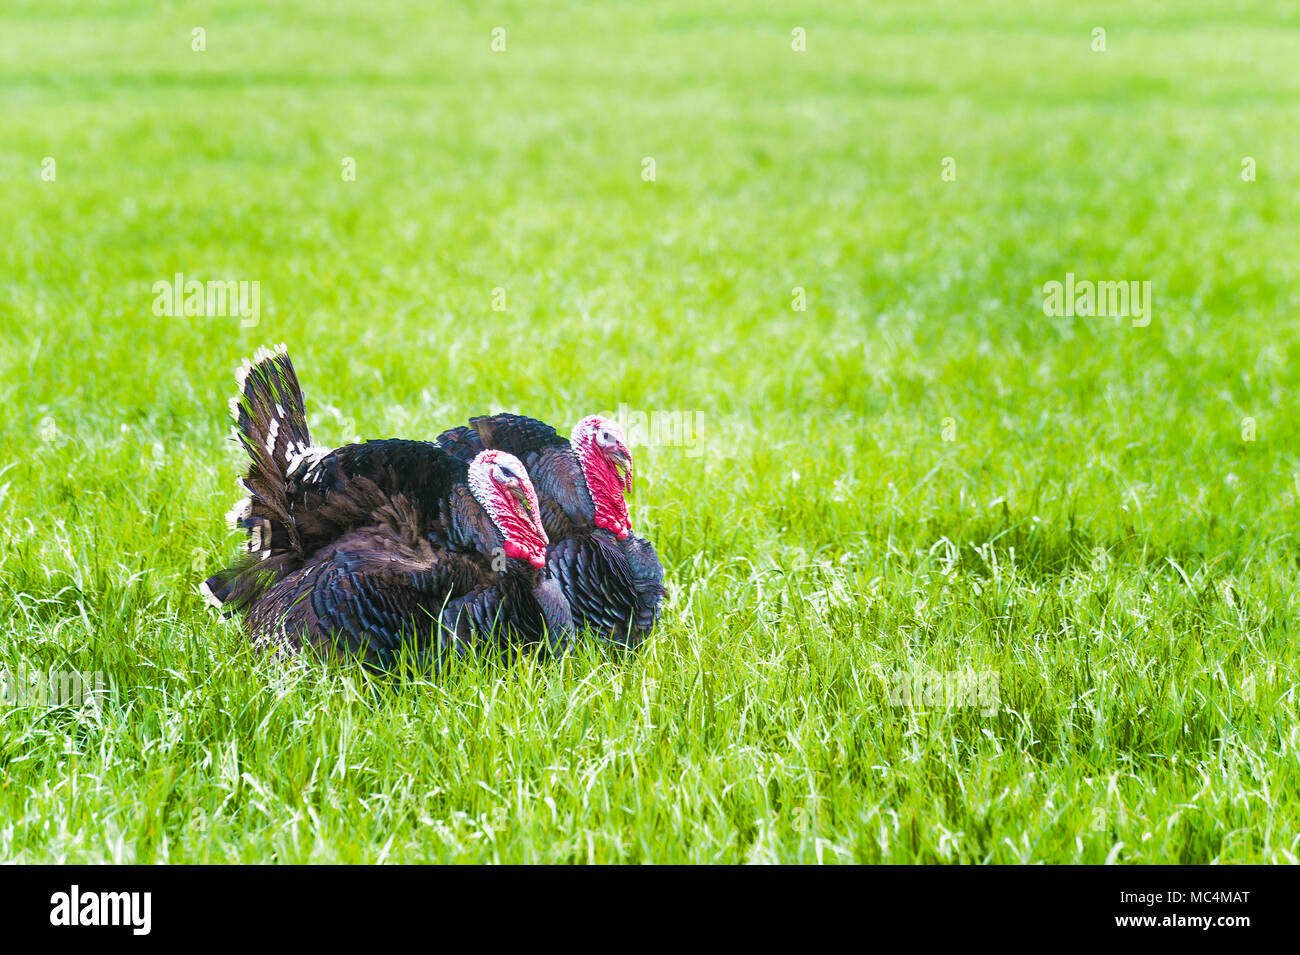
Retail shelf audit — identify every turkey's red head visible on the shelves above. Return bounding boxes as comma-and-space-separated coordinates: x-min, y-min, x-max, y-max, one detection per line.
571, 415, 633, 541
468, 449, 549, 569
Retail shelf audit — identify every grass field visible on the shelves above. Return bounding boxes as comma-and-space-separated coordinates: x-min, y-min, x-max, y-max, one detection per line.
1, 0, 1299, 863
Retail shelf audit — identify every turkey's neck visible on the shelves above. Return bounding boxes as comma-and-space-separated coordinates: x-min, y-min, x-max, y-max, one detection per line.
534, 450, 597, 539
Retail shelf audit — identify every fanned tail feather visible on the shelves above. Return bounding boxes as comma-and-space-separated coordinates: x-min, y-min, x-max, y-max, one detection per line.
204, 344, 320, 610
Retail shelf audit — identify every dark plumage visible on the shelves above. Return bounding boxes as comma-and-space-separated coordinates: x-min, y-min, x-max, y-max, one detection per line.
436, 412, 666, 647
203, 346, 573, 670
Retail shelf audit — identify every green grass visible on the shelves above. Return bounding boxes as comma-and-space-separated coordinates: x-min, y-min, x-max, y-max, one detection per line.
1, 0, 1299, 863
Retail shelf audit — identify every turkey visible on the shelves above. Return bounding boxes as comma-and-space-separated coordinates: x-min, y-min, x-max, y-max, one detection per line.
201, 345, 573, 671
436, 412, 665, 647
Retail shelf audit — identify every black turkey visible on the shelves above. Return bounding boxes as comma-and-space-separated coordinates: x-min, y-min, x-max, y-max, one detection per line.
437, 412, 665, 647
202, 345, 573, 670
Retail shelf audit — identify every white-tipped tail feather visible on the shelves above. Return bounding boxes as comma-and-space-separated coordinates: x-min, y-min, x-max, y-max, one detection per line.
224, 495, 252, 528
199, 579, 224, 609
206, 343, 314, 609
233, 342, 289, 392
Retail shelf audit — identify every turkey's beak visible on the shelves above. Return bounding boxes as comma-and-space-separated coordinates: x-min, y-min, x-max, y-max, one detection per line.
508, 484, 533, 516
610, 447, 633, 493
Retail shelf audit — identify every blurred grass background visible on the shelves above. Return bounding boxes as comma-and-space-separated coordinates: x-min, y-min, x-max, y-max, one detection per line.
0, 0, 1298, 862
